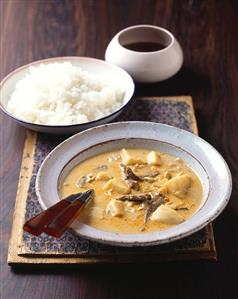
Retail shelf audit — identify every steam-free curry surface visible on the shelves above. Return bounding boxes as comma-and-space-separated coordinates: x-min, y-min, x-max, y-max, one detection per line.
60, 149, 203, 234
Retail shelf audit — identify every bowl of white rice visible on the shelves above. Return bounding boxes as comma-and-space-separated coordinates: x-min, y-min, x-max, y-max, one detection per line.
0, 57, 134, 134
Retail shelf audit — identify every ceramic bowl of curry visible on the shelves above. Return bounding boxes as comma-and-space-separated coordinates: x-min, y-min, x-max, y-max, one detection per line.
36, 121, 232, 246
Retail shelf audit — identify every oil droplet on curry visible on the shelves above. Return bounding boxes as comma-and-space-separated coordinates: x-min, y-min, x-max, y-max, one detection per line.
60, 149, 203, 233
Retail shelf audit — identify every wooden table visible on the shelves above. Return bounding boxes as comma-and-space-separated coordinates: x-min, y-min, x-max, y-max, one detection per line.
1, 1, 238, 298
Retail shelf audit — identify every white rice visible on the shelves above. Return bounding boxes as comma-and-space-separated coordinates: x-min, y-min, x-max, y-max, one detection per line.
7, 62, 125, 125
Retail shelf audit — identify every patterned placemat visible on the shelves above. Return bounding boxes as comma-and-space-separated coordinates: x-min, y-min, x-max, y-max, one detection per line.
8, 96, 216, 264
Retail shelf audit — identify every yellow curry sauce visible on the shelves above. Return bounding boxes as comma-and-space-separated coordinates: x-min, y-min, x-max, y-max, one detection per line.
60, 149, 203, 234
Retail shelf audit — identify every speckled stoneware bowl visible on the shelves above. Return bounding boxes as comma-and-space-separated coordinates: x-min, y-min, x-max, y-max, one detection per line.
0, 57, 134, 134
36, 122, 232, 246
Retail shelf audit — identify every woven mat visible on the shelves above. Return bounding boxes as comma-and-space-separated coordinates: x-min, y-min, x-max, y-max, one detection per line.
8, 96, 216, 264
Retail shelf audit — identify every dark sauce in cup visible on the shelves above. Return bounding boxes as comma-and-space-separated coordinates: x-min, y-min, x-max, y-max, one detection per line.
123, 41, 166, 52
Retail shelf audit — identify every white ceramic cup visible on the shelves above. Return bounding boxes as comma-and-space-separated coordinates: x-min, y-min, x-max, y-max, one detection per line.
105, 25, 183, 83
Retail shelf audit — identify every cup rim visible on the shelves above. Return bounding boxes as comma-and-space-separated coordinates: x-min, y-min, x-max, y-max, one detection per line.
116, 24, 175, 54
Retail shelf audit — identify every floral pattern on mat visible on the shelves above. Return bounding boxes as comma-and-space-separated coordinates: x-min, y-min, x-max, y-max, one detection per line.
23, 98, 207, 255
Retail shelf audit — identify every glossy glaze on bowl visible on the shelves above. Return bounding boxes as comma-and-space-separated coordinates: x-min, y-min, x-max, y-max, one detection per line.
0, 57, 134, 134
36, 122, 232, 246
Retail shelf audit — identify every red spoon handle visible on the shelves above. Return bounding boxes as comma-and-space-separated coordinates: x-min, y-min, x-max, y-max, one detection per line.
43, 200, 85, 238
23, 200, 71, 236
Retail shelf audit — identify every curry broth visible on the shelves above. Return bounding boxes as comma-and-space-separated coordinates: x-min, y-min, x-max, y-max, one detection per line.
60, 149, 203, 234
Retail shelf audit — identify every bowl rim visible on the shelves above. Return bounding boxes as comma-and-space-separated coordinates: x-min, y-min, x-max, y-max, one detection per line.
117, 24, 175, 55
0, 56, 135, 128
36, 121, 232, 246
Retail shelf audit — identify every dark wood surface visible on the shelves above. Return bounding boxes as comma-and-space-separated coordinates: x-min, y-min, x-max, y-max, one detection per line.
1, 1, 238, 298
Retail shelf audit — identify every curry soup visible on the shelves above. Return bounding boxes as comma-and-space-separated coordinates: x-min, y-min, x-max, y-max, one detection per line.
60, 148, 203, 234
